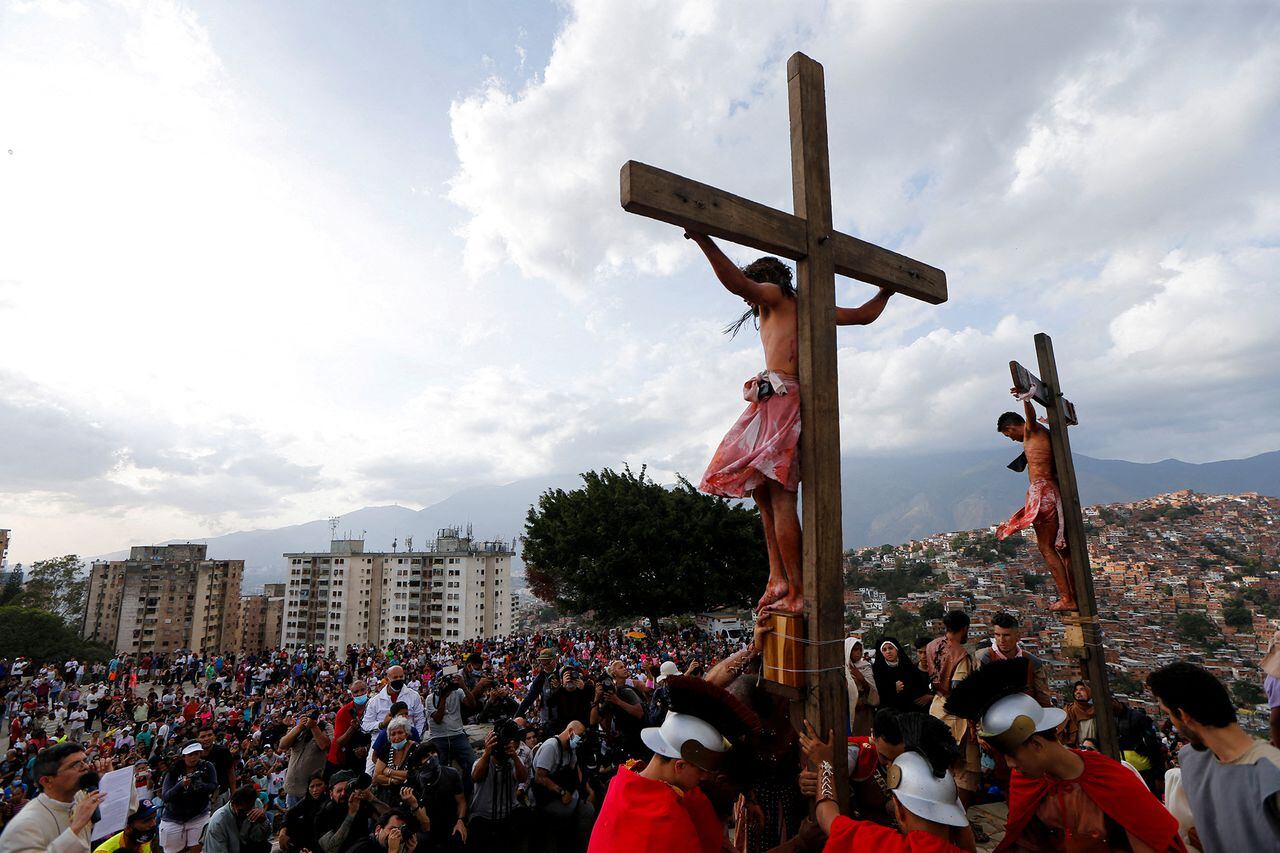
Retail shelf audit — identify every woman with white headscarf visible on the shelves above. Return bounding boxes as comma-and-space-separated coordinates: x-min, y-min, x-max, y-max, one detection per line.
842, 637, 878, 734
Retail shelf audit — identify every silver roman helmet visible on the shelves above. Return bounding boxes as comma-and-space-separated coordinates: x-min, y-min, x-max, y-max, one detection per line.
641, 711, 730, 771
978, 691, 1067, 753
884, 750, 968, 827
640, 675, 761, 771
944, 657, 1065, 753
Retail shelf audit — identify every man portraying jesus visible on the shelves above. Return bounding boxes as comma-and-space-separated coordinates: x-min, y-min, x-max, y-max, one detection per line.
684, 230, 893, 614
995, 385, 1078, 612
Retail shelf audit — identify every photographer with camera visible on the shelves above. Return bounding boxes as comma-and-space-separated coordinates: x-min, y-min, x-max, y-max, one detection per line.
280, 707, 331, 810
424, 672, 477, 803
458, 657, 494, 727
344, 810, 415, 853
546, 668, 593, 735
467, 721, 528, 852
159, 742, 218, 853
589, 662, 644, 760
0, 744, 107, 853
310, 772, 373, 853
515, 650, 559, 728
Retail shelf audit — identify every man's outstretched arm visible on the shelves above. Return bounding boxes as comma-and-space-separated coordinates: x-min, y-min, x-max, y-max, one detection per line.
684, 231, 785, 306
835, 287, 892, 325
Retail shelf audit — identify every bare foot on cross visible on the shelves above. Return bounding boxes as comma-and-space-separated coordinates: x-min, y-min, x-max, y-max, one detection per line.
766, 591, 805, 616
756, 580, 789, 614
1049, 599, 1079, 612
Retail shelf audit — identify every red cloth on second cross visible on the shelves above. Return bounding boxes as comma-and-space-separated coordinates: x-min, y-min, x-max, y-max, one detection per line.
588, 765, 723, 853
824, 815, 969, 852
996, 478, 1066, 551
996, 749, 1186, 852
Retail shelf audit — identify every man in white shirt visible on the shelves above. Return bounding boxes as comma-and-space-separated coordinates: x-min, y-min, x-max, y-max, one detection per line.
0, 743, 105, 853
68, 707, 88, 741
359, 666, 426, 736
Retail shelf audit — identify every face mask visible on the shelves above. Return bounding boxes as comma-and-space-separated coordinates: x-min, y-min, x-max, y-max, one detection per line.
353, 695, 368, 706
568, 735, 582, 750
419, 756, 440, 783
391, 740, 408, 751
389, 680, 404, 692
130, 829, 156, 844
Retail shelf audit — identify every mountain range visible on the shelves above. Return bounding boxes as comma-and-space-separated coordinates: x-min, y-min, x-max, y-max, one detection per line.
92, 450, 1280, 591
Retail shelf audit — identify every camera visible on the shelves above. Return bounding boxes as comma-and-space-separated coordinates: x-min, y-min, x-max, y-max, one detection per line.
492, 718, 521, 754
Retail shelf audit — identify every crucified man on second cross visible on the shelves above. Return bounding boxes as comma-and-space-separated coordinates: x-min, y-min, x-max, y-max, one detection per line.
685, 230, 893, 615
996, 387, 1079, 612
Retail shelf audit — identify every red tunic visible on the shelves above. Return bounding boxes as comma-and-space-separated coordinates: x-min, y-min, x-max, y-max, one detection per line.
588, 765, 723, 853
996, 750, 1186, 852
825, 816, 969, 852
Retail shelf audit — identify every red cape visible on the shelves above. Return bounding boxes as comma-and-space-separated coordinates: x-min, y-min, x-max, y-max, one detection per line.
588, 765, 722, 853
826, 815, 968, 852
996, 749, 1185, 852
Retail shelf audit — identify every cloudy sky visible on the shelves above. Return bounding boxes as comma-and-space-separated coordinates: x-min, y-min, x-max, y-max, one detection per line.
2, 0, 1278, 566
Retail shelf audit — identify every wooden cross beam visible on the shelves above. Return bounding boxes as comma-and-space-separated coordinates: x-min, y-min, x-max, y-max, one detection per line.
1010, 333, 1120, 759
620, 53, 947, 804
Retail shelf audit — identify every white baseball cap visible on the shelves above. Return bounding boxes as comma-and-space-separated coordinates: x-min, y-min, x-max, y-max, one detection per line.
181, 742, 203, 756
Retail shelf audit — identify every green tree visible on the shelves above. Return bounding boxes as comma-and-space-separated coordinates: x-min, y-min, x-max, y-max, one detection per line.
1223, 599, 1253, 631
16, 555, 87, 627
0, 567, 23, 607
0, 607, 110, 663
880, 604, 927, 646
920, 600, 945, 622
1174, 611, 1218, 646
523, 467, 767, 625
1231, 680, 1265, 706
1111, 668, 1143, 695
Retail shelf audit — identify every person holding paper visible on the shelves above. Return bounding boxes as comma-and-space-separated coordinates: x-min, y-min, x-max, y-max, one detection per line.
0, 743, 106, 853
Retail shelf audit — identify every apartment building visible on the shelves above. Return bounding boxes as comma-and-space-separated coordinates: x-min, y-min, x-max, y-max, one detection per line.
83, 544, 243, 655
239, 583, 286, 656
283, 527, 513, 650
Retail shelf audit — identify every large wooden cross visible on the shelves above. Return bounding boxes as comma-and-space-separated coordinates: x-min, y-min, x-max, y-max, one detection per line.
1010, 333, 1120, 758
619, 53, 947, 799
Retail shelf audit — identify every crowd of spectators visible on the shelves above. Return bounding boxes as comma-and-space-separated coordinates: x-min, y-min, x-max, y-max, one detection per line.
0, 626, 740, 853
0, 614, 1276, 851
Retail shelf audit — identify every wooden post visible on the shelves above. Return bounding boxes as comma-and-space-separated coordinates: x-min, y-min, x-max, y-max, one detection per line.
787, 54, 850, 804
1030, 333, 1120, 759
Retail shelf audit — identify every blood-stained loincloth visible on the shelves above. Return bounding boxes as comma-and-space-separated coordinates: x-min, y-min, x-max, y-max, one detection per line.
700, 370, 801, 498
997, 478, 1067, 551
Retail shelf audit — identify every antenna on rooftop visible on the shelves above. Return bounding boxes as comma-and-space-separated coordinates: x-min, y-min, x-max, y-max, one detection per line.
328, 517, 340, 541
405, 536, 413, 552
392, 538, 398, 553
